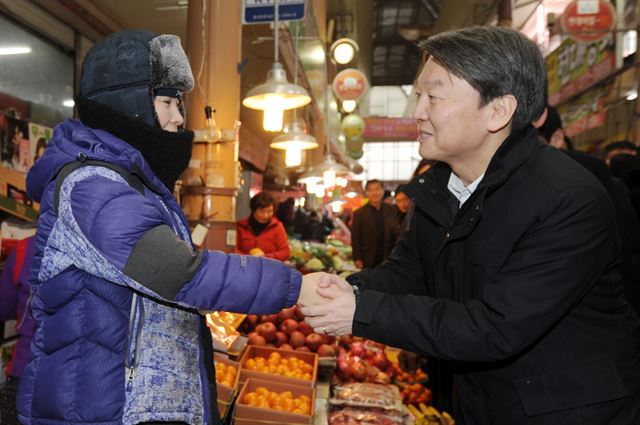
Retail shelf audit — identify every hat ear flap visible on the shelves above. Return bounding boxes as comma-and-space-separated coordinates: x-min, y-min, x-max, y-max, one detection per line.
150, 35, 194, 93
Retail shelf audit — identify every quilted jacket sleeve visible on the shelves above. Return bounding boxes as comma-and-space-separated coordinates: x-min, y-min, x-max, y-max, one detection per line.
59, 168, 301, 314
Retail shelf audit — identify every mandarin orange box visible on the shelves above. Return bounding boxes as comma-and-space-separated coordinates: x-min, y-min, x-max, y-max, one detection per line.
234, 377, 315, 425
213, 353, 239, 419
238, 345, 318, 388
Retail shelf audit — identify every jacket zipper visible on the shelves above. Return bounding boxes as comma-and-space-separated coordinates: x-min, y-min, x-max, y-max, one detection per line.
125, 293, 145, 392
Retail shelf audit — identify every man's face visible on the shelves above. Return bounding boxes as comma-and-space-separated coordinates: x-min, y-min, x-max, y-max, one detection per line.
395, 192, 412, 213
366, 183, 384, 205
413, 58, 491, 164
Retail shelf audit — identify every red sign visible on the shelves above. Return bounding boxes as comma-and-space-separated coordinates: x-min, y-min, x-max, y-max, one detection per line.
561, 0, 617, 43
363, 117, 418, 141
333, 68, 368, 100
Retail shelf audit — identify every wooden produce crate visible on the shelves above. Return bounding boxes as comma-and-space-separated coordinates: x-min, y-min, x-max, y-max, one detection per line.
233, 378, 315, 425
238, 345, 318, 388
213, 354, 239, 420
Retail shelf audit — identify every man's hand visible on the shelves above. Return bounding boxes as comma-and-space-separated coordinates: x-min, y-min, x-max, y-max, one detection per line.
297, 272, 342, 307
398, 350, 425, 373
299, 274, 355, 336
354, 260, 363, 269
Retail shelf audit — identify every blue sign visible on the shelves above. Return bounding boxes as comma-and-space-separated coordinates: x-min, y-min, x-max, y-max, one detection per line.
243, 0, 306, 24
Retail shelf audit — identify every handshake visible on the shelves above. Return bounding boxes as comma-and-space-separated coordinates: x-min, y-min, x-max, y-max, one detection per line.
296, 272, 357, 337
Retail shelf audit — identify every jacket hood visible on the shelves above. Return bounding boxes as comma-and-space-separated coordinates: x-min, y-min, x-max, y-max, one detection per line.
27, 119, 169, 202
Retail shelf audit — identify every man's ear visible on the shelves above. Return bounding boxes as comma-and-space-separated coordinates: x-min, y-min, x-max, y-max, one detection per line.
486, 95, 517, 133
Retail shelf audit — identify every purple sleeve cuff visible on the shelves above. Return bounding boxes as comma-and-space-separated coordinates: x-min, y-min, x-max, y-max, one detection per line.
285, 268, 302, 308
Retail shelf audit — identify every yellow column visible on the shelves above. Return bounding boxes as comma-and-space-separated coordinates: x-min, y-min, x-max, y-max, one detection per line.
186, 0, 242, 252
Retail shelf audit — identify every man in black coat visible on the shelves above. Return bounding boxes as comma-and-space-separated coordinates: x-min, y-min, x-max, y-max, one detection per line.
351, 179, 395, 269
300, 26, 640, 425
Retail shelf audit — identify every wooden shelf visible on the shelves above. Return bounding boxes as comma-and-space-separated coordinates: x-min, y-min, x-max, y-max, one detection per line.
0, 166, 39, 222
0, 195, 38, 222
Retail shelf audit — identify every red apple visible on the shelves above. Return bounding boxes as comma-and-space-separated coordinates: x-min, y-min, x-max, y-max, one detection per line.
321, 334, 336, 345
248, 333, 266, 346
317, 344, 337, 357
288, 331, 306, 348
274, 331, 288, 347
257, 322, 277, 342
278, 306, 297, 321
279, 318, 298, 334
245, 314, 259, 328
279, 343, 293, 351
305, 333, 324, 352
266, 343, 276, 348
260, 314, 279, 324
297, 321, 313, 336
295, 346, 311, 352
294, 306, 305, 320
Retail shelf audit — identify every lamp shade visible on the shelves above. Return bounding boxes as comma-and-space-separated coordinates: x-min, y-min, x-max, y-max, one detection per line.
270, 118, 319, 150
242, 62, 312, 111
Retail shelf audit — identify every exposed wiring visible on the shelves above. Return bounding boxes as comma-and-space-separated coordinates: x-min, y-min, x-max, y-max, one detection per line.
195, 0, 209, 109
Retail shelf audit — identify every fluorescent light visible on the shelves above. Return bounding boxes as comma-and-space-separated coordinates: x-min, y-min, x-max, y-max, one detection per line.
0, 46, 31, 55
63, 99, 75, 107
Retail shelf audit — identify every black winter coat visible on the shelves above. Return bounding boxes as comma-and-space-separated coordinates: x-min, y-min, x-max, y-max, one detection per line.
348, 127, 640, 425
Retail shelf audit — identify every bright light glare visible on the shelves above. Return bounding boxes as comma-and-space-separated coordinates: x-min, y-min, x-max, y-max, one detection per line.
0, 46, 31, 55
333, 43, 355, 64
628, 91, 638, 101
285, 147, 302, 167
63, 99, 75, 107
315, 184, 325, 198
342, 100, 357, 113
263, 94, 285, 132
323, 169, 336, 188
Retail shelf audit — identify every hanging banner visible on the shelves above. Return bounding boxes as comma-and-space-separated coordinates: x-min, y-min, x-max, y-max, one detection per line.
546, 35, 615, 106
558, 84, 610, 138
561, 0, 617, 43
363, 117, 418, 141
242, 0, 306, 24
333, 68, 369, 101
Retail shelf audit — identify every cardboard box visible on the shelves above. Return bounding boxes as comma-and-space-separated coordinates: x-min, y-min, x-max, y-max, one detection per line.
234, 378, 314, 425
214, 354, 239, 420
239, 346, 318, 388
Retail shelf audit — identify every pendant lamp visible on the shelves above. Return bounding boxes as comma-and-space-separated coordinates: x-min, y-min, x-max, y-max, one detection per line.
242, 0, 311, 132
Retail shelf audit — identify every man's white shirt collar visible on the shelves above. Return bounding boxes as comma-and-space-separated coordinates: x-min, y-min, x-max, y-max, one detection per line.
447, 172, 485, 207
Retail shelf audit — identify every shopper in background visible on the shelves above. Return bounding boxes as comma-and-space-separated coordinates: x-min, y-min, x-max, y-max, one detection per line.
602, 140, 638, 165
299, 26, 640, 425
18, 30, 323, 425
382, 189, 393, 205
350, 179, 395, 269
0, 237, 35, 425
383, 184, 412, 258
236, 192, 290, 261
275, 196, 296, 234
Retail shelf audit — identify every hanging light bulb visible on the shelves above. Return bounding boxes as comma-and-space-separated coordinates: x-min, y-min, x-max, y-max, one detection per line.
271, 117, 318, 167
263, 95, 285, 131
315, 184, 325, 198
330, 38, 359, 65
341, 99, 357, 113
323, 169, 336, 188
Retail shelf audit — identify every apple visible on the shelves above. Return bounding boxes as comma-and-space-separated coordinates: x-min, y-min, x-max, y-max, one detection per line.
261, 314, 279, 324
294, 306, 305, 320
288, 331, 306, 348
248, 333, 266, 346
257, 322, 277, 342
278, 306, 297, 321
295, 346, 311, 352
274, 331, 288, 347
279, 343, 293, 351
317, 344, 337, 357
280, 319, 298, 334
297, 321, 313, 336
305, 333, 324, 352
321, 334, 336, 345
245, 314, 259, 328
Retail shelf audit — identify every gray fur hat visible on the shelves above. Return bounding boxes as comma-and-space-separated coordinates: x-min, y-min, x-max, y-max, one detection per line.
80, 30, 194, 128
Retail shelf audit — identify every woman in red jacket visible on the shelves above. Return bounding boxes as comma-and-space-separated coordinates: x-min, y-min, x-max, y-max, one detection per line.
237, 192, 290, 261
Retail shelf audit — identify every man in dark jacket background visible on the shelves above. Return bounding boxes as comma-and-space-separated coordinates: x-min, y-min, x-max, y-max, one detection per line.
350, 179, 395, 269
299, 26, 640, 425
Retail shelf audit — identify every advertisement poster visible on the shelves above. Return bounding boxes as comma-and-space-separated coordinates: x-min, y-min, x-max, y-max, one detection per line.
28, 122, 52, 167
0, 115, 29, 172
547, 34, 615, 105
